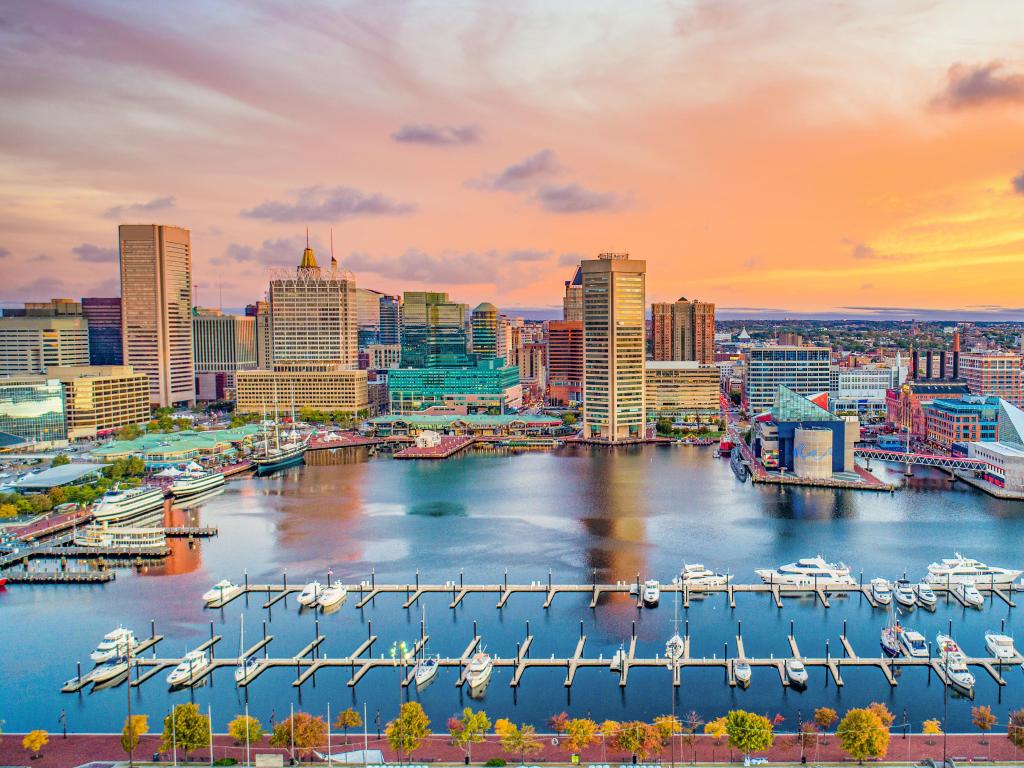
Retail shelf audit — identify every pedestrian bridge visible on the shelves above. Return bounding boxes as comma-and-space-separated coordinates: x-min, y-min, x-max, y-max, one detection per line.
854, 448, 989, 472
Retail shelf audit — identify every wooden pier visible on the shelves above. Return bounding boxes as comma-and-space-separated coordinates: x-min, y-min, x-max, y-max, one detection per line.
164, 526, 218, 538
5, 570, 115, 584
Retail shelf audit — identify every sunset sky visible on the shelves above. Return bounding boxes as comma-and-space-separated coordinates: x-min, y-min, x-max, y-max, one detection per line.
2, 0, 1023, 318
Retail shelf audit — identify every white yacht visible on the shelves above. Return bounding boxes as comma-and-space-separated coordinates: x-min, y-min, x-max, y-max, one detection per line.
926, 553, 1022, 586
900, 629, 929, 658
915, 583, 937, 610
296, 581, 323, 608
755, 556, 856, 587
75, 522, 166, 551
169, 468, 225, 498
956, 581, 985, 608
936, 634, 975, 695
465, 651, 493, 696
785, 658, 808, 686
734, 659, 752, 688
985, 631, 1018, 660
234, 656, 260, 685
318, 583, 348, 610
679, 563, 729, 588
203, 579, 239, 604
642, 579, 661, 607
414, 655, 439, 689
610, 644, 626, 673
166, 650, 210, 687
90, 627, 137, 664
92, 486, 166, 523
893, 580, 916, 608
88, 655, 131, 684
870, 578, 893, 605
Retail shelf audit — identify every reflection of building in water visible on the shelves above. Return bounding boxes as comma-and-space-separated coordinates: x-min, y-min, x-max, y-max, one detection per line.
305, 445, 373, 466
134, 499, 205, 577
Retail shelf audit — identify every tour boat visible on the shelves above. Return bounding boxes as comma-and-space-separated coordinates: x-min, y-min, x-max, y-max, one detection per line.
955, 581, 985, 608
926, 553, 1022, 586
880, 603, 903, 658
88, 655, 131, 684
893, 579, 916, 608
92, 485, 166, 523
985, 631, 1018, 660
318, 583, 348, 610
641, 579, 661, 607
899, 629, 929, 658
610, 644, 626, 672
90, 626, 137, 664
785, 658, 808, 687
870, 578, 893, 605
465, 651, 493, 696
297, 581, 323, 608
166, 650, 210, 687
734, 660, 752, 688
679, 563, 729, 588
936, 634, 975, 695
755, 555, 856, 587
203, 579, 239, 604
169, 468, 225, 498
915, 583, 937, 609
75, 522, 166, 551
414, 655, 439, 689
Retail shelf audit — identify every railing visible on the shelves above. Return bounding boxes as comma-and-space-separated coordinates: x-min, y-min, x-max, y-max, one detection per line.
854, 448, 990, 472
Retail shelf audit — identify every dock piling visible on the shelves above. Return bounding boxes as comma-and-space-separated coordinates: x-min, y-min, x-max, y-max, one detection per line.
151, 619, 155, 639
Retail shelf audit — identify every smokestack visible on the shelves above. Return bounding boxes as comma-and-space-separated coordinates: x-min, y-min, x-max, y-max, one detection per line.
926, 350, 934, 379
953, 330, 961, 379
939, 349, 946, 379
910, 345, 917, 380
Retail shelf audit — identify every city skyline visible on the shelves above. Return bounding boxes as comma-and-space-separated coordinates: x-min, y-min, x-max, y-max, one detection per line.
2, 1, 1024, 318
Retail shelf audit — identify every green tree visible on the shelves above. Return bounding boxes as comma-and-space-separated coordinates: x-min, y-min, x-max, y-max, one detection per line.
161, 703, 211, 758
837, 708, 890, 763
228, 714, 263, 746
498, 722, 543, 764
121, 714, 149, 755
561, 412, 577, 426
656, 417, 674, 436
51, 454, 70, 467
725, 710, 774, 758
270, 712, 327, 760
450, 707, 491, 763
612, 721, 661, 761
387, 702, 431, 762
22, 730, 48, 758
334, 707, 362, 742
117, 423, 143, 440
563, 718, 598, 754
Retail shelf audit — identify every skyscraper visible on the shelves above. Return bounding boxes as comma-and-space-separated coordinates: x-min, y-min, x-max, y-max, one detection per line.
379, 294, 401, 345
546, 320, 583, 406
245, 301, 273, 370
650, 297, 716, 364
400, 291, 469, 368
192, 309, 257, 396
118, 224, 194, 407
581, 253, 646, 441
563, 265, 583, 322
651, 302, 673, 361
470, 302, 499, 360
356, 287, 383, 348
81, 297, 123, 365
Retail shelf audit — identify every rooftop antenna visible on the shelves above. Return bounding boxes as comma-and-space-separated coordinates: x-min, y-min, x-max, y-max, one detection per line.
305, 226, 309, 249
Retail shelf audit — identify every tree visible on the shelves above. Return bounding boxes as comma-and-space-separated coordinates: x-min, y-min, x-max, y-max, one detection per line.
656, 417, 674, 436
494, 719, 516, 740
161, 703, 211, 758
814, 707, 838, 731
725, 710, 774, 758
680, 711, 702, 764
612, 721, 661, 761
51, 454, 70, 467
867, 702, 894, 729
973, 705, 996, 745
450, 708, 491, 763
228, 715, 263, 746
561, 412, 577, 426
121, 714, 149, 755
334, 708, 362, 742
792, 722, 818, 762
22, 730, 48, 758
269, 712, 327, 760
1008, 710, 1024, 748
116, 423, 143, 440
704, 717, 727, 742
387, 702, 431, 762
548, 712, 569, 734
564, 718, 599, 754
922, 719, 942, 745
837, 708, 890, 763
653, 715, 681, 745
499, 722, 543, 764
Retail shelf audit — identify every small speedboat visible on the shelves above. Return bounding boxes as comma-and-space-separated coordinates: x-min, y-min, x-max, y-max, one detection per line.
234, 655, 260, 685
296, 581, 323, 608
414, 655, 439, 689
785, 658, 808, 687
734, 660, 752, 688
642, 579, 661, 607
610, 644, 626, 672
893, 580, 916, 608
318, 583, 348, 610
936, 633, 975, 696
203, 579, 238, 604
870, 578, 893, 605
985, 631, 1017, 660
90, 627, 137, 664
900, 629, 929, 658
465, 651, 493, 697
915, 583, 937, 609
166, 650, 210, 688
956, 582, 984, 608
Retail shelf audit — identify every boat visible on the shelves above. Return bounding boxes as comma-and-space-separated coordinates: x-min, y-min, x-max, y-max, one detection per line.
899, 629, 929, 658
985, 631, 1017, 660
414, 655, 439, 689
318, 583, 348, 610
870, 578, 893, 605
168, 466, 225, 498
785, 658, 808, 687
91, 485, 166, 524
665, 589, 685, 663
734, 660, 752, 688
203, 579, 239, 604
610, 644, 626, 672
253, 388, 308, 475
880, 602, 903, 658
955, 581, 984, 608
296, 581, 323, 608
88, 655, 131, 684
235, 655, 260, 685
893, 579, 916, 608
755, 555, 856, 587
718, 437, 734, 457
0, 577, 6, 588
915, 582, 937, 609
465, 651, 493, 696
90, 626, 137, 664
680, 563, 729, 588
166, 649, 210, 687
936, 634, 975, 695
74, 522, 166, 551
926, 553, 1022, 586
641, 579, 661, 607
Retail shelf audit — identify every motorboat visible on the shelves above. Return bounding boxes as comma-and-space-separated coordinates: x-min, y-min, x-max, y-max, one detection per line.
234, 656, 260, 686
734, 660, 752, 688
870, 578, 893, 606
202, 579, 239, 604
679, 563, 729, 588
465, 651, 493, 696
785, 658, 808, 687
893, 580, 916, 608
92, 485, 166, 524
955, 582, 984, 608
936, 634, 975, 695
880, 603, 903, 658
915, 583, 937, 610
610, 644, 626, 672
169, 468, 225, 498
88, 655, 131, 684
414, 655, 439, 689
985, 631, 1018, 660
926, 553, 1022, 586
318, 583, 348, 610
75, 522, 166, 551
166, 650, 210, 687
642, 579, 661, 607
90, 627, 137, 664
755, 555, 856, 587
296, 581, 323, 608
899, 629, 929, 658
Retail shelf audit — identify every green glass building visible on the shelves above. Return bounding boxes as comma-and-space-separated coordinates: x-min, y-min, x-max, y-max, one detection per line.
388, 360, 521, 414
400, 291, 470, 368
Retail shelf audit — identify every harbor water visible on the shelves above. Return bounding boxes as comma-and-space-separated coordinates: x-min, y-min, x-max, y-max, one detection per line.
3, 445, 1024, 733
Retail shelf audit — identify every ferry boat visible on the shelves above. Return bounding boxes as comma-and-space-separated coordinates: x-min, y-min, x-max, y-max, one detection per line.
955, 581, 985, 608
679, 563, 729, 588
414, 655, 439, 689
900, 629, 929, 658
642, 579, 661, 607
465, 651, 493, 697
936, 634, 975, 696
925, 553, 1022, 586
755, 555, 856, 587
169, 468, 225, 498
985, 631, 1017, 660
203, 579, 239, 604
166, 649, 210, 687
870, 578, 893, 606
90, 627, 137, 664
92, 485, 166, 524
785, 658, 808, 687
74, 522, 166, 551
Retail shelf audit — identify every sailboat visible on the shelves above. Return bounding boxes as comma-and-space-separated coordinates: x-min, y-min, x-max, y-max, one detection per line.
413, 607, 439, 689
234, 614, 259, 686
253, 384, 308, 475
880, 600, 903, 658
665, 585, 685, 664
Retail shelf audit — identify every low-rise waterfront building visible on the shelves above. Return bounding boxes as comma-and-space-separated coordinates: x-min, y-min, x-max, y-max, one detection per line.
50, 365, 151, 439
234, 367, 369, 416
753, 385, 857, 477
923, 396, 1000, 449
958, 351, 1023, 406
367, 412, 562, 437
644, 361, 720, 422
886, 379, 972, 437
91, 424, 261, 466
829, 365, 899, 420
388, 360, 521, 414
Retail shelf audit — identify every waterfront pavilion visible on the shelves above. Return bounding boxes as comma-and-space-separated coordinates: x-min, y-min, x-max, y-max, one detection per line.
368, 413, 562, 437
90, 424, 261, 467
